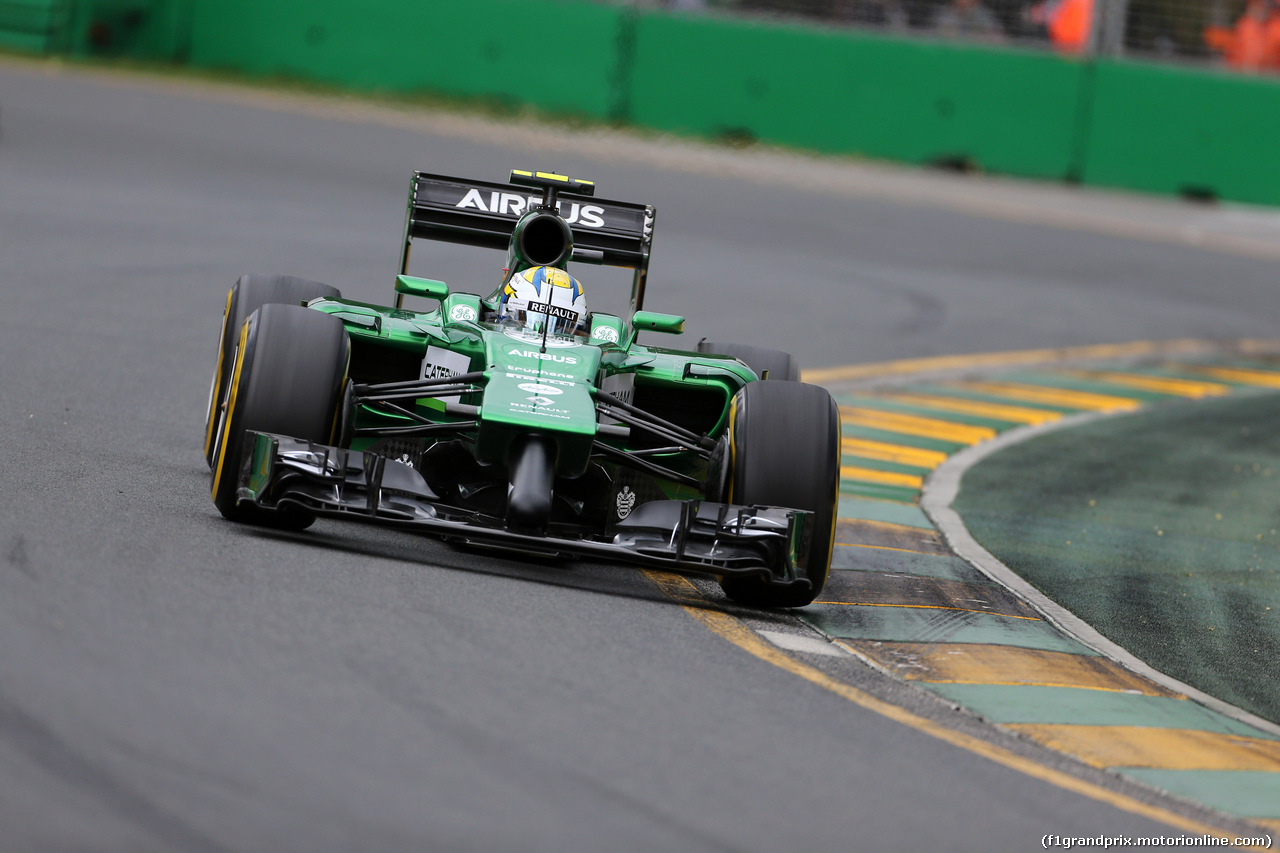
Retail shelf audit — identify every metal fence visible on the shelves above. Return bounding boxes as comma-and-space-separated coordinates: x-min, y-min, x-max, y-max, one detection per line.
614, 0, 1280, 72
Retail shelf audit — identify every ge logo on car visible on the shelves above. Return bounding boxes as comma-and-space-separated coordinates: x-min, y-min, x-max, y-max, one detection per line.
449, 304, 477, 322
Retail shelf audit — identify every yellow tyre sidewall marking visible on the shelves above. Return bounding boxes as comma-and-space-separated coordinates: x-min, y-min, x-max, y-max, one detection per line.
203, 286, 235, 458
820, 406, 840, 573
327, 349, 351, 446
725, 393, 739, 505
211, 320, 251, 500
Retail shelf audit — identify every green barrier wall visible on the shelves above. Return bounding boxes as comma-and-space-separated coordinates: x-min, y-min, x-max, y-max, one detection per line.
76, 0, 188, 60
9, 1, 1280, 206
627, 14, 1089, 181
0, 0, 71, 52
186, 0, 625, 119
1082, 59, 1280, 206
0, 0, 186, 59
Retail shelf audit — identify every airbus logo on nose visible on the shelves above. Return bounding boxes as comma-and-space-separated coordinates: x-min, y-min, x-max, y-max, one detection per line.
507, 348, 579, 365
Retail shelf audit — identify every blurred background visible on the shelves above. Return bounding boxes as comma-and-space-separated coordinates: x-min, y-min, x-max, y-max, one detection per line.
635, 0, 1272, 63
4, 0, 1280, 207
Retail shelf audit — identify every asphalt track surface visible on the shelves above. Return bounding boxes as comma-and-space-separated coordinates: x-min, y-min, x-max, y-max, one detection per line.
4, 58, 1280, 851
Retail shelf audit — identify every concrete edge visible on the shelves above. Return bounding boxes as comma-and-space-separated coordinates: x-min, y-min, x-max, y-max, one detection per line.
920, 408, 1280, 741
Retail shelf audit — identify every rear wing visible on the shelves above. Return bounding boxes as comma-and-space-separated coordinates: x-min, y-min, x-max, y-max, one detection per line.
396, 171, 656, 314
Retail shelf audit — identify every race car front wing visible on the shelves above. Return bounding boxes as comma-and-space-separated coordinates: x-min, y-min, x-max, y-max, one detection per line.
235, 432, 817, 591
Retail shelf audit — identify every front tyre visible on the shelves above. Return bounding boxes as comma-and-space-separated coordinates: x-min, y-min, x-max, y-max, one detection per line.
719, 380, 840, 608
211, 303, 349, 529
204, 274, 341, 468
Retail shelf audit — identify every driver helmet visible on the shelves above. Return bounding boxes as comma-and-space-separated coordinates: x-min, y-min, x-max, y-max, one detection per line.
497, 265, 588, 337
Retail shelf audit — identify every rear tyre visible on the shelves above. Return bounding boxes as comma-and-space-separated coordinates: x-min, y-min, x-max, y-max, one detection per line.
696, 341, 800, 381
718, 380, 840, 608
204, 274, 341, 468
211, 304, 349, 529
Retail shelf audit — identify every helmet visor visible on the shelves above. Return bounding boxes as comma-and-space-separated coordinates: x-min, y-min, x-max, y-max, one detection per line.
501, 299, 586, 338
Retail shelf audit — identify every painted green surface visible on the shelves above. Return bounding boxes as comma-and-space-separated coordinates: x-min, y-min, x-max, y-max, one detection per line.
928, 685, 1270, 736
956, 391, 1280, 726
839, 455, 933, 476
802, 601, 1096, 654
1117, 769, 1280, 818
838, 496, 933, 528
911, 384, 1080, 414
832, 546, 992, 583
840, 481, 921, 504
627, 14, 1086, 180
186, 0, 625, 119
839, 394, 1025, 429
1117, 364, 1250, 383
1083, 59, 1280, 205
996, 370, 1180, 403
841, 424, 965, 453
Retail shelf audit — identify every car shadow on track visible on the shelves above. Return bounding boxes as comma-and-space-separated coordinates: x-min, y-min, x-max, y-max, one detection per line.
233, 519, 796, 625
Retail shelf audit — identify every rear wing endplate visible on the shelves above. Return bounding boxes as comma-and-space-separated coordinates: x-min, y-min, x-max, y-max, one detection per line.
397, 172, 656, 313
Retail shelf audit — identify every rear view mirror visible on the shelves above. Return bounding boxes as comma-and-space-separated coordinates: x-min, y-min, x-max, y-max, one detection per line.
395, 275, 450, 300
632, 311, 685, 335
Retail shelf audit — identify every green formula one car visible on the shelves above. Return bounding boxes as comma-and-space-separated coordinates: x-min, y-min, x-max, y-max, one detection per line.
204, 169, 840, 608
